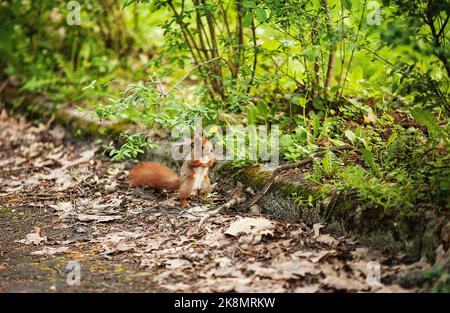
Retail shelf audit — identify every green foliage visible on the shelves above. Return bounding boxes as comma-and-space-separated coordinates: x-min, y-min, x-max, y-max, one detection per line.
423, 266, 450, 293
361, 148, 380, 177
0, 0, 143, 104
1, 0, 449, 222
322, 148, 338, 176
411, 108, 449, 144
336, 165, 412, 211
381, 0, 450, 110
105, 131, 156, 161
280, 125, 318, 162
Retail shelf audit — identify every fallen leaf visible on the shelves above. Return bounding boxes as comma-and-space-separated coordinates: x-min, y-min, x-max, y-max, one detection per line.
225, 217, 275, 244
31, 246, 69, 256
165, 259, 191, 270
375, 284, 410, 293
234, 278, 285, 293
104, 181, 118, 192
364, 108, 377, 125
115, 242, 136, 252
278, 260, 318, 276
249, 259, 317, 280
294, 284, 320, 293
16, 227, 47, 245
164, 282, 192, 292
323, 274, 368, 291
76, 214, 121, 223
49, 202, 74, 219
316, 234, 340, 247
313, 223, 324, 237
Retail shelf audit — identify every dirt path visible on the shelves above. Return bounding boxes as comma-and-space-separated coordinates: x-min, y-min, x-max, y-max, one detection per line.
0, 111, 427, 292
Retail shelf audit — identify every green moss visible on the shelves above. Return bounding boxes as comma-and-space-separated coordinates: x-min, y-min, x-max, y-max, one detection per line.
0, 207, 15, 218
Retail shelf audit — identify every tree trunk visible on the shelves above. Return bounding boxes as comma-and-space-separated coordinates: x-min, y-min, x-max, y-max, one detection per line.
321, 0, 336, 88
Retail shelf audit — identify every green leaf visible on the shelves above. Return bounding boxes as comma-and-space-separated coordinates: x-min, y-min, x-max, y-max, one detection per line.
255, 7, 267, 23
357, 136, 369, 150
329, 138, 346, 146
304, 45, 320, 62
344, 129, 356, 144
122, 0, 138, 9
294, 126, 308, 144
341, 0, 352, 10
411, 108, 448, 143
386, 132, 398, 147
247, 105, 256, 125
243, 12, 254, 27
361, 148, 380, 177
354, 126, 363, 138
82, 80, 97, 91
279, 134, 293, 148
322, 148, 333, 175
312, 115, 320, 140
243, 1, 257, 8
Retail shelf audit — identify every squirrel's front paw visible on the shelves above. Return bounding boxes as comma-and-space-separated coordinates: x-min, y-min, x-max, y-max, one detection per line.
179, 198, 190, 207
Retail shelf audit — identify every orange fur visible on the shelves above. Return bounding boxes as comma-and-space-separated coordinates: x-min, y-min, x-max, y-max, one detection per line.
129, 137, 215, 206
129, 162, 180, 191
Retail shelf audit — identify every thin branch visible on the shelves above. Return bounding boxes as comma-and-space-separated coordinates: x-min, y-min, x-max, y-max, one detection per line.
425, 9, 450, 77
339, 0, 367, 98
194, 188, 246, 236
193, 0, 211, 60
247, 18, 258, 94
322, 0, 336, 89
437, 14, 449, 38
164, 57, 222, 96
167, 0, 203, 64
269, 55, 305, 89
201, 0, 224, 97
361, 46, 395, 67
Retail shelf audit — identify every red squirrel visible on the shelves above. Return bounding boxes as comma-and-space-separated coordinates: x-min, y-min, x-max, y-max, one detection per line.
129, 136, 215, 206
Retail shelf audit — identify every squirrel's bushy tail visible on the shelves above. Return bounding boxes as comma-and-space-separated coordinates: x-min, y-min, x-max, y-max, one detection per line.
129, 162, 180, 191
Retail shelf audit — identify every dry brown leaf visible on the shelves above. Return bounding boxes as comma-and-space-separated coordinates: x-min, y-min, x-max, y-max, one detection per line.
294, 284, 320, 293
316, 234, 340, 247
313, 223, 324, 237
363, 108, 377, 125
323, 274, 369, 291
16, 227, 47, 245
165, 259, 191, 270
49, 202, 74, 219
225, 217, 275, 244
76, 214, 121, 223
31, 246, 69, 256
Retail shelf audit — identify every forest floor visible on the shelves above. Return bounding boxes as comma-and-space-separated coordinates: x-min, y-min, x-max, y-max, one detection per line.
0, 110, 430, 292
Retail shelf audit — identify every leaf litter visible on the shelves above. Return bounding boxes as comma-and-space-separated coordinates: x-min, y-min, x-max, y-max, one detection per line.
0, 110, 433, 292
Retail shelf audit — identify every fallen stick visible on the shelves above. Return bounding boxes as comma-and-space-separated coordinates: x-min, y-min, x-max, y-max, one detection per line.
194, 188, 246, 236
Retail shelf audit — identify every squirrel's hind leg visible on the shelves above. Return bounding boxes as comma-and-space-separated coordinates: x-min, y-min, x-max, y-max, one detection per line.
199, 175, 213, 194
179, 177, 194, 207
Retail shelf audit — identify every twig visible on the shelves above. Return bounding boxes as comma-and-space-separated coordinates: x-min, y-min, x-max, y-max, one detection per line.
164, 57, 222, 97
339, 0, 367, 98
324, 190, 341, 223
247, 18, 258, 94
269, 56, 305, 89
0, 77, 10, 94
193, 188, 246, 236
361, 46, 395, 67
249, 145, 360, 206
